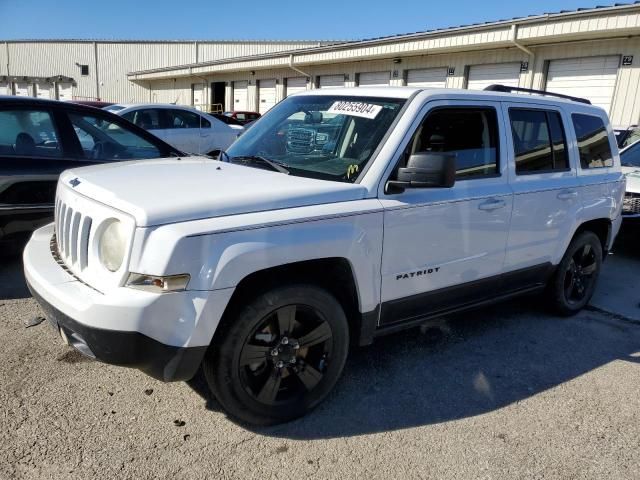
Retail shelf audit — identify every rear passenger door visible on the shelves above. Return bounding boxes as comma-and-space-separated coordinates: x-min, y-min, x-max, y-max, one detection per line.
502, 103, 580, 275
379, 100, 513, 325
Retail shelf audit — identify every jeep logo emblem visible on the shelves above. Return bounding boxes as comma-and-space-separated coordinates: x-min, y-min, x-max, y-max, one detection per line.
69, 178, 81, 188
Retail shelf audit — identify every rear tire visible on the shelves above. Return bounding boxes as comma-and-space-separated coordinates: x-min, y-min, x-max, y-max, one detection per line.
548, 231, 602, 316
203, 284, 349, 426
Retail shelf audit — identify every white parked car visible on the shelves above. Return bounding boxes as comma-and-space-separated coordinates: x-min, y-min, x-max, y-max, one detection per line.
619, 140, 640, 218
107, 104, 243, 155
25, 86, 625, 425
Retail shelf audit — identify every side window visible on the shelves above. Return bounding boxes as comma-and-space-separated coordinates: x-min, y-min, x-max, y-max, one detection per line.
407, 107, 499, 179
0, 109, 62, 158
572, 113, 614, 169
68, 113, 162, 161
128, 109, 163, 130
509, 109, 569, 174
166, 109, 205, 129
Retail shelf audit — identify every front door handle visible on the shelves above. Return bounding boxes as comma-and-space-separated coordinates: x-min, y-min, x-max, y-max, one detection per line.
478, 198, 507, 211
557, 190, 578, 200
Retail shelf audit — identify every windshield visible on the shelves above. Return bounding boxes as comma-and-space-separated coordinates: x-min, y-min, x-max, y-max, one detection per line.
226, 95, 406, 182
622, 142, 640, 167
620, 127, 640, 149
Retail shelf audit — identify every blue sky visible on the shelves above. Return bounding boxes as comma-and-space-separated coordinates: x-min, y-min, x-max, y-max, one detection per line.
0, 0, 622, 41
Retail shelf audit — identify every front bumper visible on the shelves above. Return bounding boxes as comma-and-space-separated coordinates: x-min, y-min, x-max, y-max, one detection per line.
24, 224, 234, 382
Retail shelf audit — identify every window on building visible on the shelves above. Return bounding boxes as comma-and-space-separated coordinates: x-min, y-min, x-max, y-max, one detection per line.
80, 65, 89, 76
0, 109, 62, 158
407, 107, 499, 179
510, 109, 569, 174
572, 113, 614, 169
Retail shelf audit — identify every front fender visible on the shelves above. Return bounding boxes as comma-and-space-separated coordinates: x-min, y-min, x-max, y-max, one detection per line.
169, 212, 384, 314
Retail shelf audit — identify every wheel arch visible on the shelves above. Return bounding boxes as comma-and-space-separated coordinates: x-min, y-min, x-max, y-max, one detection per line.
214, 258, 369, 348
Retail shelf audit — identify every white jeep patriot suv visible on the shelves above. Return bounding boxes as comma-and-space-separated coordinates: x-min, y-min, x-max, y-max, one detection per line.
24, 85, 625, 425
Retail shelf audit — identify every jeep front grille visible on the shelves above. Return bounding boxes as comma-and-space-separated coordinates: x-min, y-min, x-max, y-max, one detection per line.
55, 198, 93, 270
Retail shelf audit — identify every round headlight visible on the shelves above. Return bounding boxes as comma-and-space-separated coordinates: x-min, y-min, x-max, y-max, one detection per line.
98, 219, 126, 272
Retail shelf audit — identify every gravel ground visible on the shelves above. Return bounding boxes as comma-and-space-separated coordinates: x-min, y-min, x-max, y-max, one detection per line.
1, 229, 639, 480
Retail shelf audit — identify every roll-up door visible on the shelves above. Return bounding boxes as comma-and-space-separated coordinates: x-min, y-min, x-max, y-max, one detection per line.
14, 82, 32, 97
406, 68, 448, 88
286, 77, 307, 96
36, 82, 53, 99
467, 63, 521, 90
319, 75, 345, 89
545, 56, 619, 113
258, 79, 277, 114
233, 81, 248, 111
57, 82, 73, 101
358, 71, 390, 87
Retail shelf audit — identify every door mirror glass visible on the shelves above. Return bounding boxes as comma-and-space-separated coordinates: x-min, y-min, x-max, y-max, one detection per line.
387, 152, 456, 192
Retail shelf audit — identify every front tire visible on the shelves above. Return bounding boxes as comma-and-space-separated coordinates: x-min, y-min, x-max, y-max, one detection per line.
548, 231, 602, 316
203, 285, 350, 425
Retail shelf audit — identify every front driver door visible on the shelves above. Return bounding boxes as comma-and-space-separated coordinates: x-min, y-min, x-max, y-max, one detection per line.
0, 107, 78, 244
378, 100, 513, 326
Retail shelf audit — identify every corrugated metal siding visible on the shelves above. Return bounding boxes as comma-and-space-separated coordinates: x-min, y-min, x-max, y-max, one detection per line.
518, 11, 640, 40
97, 43, 194, 102
197, 42, 324, 63
7, 42, 96, 98
0, 43, 8, 76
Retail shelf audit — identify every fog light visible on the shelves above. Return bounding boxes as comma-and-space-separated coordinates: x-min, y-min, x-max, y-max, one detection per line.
126, 273, 190, 293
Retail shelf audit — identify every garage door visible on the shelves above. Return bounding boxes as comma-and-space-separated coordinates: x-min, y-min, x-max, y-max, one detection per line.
358, 71, 389, 87
233, 81, 248, 111
407, 68, 448, 88
258, 79, 277, 114
319, 75, 344, 89
14, 82, 32, 97
545, 56, 619, 113
467, 63, 521, 90
286, 77, 307, 96
36, 82, 52, 99
57, 82, 73, 101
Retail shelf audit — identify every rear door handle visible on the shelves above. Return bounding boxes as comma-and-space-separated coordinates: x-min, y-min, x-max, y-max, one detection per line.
478, 198, 507, 211
557, 190, 578, 200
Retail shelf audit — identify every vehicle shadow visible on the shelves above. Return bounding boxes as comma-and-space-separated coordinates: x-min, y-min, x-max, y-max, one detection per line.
0, 252, 31, 300
188, 296, 640, 439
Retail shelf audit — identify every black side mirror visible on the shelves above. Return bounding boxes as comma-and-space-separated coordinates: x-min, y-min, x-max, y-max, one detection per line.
386, 152, 456, 193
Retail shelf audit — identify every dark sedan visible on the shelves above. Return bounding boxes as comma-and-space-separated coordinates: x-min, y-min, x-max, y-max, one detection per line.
0, 96, 182, 252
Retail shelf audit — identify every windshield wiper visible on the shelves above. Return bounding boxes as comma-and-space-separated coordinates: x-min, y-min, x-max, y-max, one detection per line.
229, 155, 289, 174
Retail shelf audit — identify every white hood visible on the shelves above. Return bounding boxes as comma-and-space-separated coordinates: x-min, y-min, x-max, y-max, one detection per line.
622, 166, 640, 194
59, 157, 367, 227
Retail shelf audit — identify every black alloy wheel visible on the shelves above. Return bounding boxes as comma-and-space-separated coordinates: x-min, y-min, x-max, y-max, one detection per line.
238, 304, 333, 406
549, 231, 603, 316
203, 285, 349, 425
562, 243, 598, 306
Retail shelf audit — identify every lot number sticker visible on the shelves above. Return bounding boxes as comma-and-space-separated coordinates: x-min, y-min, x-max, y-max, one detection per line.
328, 101, 383, 119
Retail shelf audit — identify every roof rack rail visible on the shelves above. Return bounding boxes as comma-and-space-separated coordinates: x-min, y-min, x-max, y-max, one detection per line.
484, 84, 592, 105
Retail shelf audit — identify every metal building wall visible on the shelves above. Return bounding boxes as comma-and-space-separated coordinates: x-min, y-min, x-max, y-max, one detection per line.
197, 42, 325, 63
6, 42, 97, 98
152, 37, 640, 127
96, 42, 195, 102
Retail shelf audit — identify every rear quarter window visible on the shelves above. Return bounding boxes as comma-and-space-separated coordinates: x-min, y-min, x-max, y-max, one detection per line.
572, 113, 614, 169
